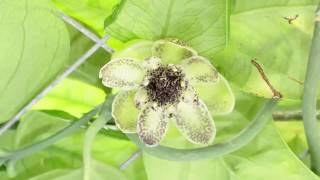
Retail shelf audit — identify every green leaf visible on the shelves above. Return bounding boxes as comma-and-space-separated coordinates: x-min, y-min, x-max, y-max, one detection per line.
30, 161, 127, 180
53, 0, 122, 36
143, 90, 318, 180
214, 3, 317, 99
0, 0, 70, 123
33, 78, 105, 118
106, 0, 228, 57
232, 0, 319, 13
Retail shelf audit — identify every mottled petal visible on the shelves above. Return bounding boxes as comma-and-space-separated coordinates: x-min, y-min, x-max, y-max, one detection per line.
137, 105, 169, 147
99, 58, 145, 90
175, 98, 216, 145
112, 91, 139, 133
142, 56, 161, 70
134, 87, 149, 109
193, 75, 235, 115
181, 56, 219, 83
152, 40, 197, 65
175, 85, 215, 144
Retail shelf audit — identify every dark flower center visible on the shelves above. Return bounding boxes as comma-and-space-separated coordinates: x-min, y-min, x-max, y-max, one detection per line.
145, 65, 184, 106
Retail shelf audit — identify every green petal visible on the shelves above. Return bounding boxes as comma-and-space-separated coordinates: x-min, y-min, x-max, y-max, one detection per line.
99, 58, 145, 90
181, 56, 219, 83
193, 75, 235, 116
112, 40, 153, 60
152, 40, 197, 65
137, 105, 169, 147
134, 87, 149, 109
112, 91, 139, 133
142, 56, 162, 70
175, 98, 216, 145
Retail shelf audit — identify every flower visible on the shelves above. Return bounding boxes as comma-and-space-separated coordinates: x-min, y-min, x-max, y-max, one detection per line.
99, 39, 235, 147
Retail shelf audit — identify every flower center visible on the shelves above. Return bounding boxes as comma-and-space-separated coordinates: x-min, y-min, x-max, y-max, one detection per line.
145, 65, 185, 106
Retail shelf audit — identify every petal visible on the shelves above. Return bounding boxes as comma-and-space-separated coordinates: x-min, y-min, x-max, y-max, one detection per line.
137, 105, 169, 147
181, 56, 219, 83
99, 58, 145, 90
175, 98, 216, 145
134, 87, 149, 109
112, 91, 139, 133
152, 39, 197, 65
193, 75, 235, 116
142, 56, 162, 70
112, 40, 153, 60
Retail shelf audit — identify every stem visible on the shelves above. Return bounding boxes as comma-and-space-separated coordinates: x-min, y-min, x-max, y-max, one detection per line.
127, 99, 277, 161
83, 117, 110, 180
0, 106, 100, 164
302, 6, 320, 175
83, 96, 114, 180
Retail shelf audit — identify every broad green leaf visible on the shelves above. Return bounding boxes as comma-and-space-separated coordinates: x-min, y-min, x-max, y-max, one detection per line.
143, 90, 318, 180
1, 110, 147, 180
30, 161, 127, 180
214, 4, 317, 99
276, 121, 310, 166
33, 78, 105, 118
106, 0, 228, 57
232, 0, 319, 13
0, 0, 70, 123
53, 0, 122, 36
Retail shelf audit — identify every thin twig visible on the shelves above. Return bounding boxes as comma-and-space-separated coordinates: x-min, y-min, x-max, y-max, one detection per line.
0, 15, 113, 136
59, 12, 114, 53
273, 110, 320, 120
119, 151, 142, 170
251, 59, 282, 99
283, 14, 299, 24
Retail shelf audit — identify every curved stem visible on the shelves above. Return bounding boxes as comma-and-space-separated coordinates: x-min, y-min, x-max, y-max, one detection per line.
83, 96, 114, 180
302, 6, 320, 175
83, 116, 110, 180
0, 106, 100, 164
127, 99, 277, 161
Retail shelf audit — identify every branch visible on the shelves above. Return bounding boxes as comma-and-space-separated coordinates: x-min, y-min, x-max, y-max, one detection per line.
302, 5, 320, 175
273, 110, 320, 120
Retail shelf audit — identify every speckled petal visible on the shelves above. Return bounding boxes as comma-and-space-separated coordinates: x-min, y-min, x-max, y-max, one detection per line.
152, 40, 197, 65
174, 95, 216, 145
134, 87, 149, 109
99, 58, 145, 90
137, 105, 169, 147
181, 56, 219, 84
112, 91, 139, 133
193, 75, 235, 116
142, 56, 162, 70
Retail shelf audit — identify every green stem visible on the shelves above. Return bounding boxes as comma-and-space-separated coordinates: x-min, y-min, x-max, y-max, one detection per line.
127, 99, 277, 161
302, 6, 320, 175
83, 117, 110, 180
0, 106, 101, 164
83, 96, 114, 180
